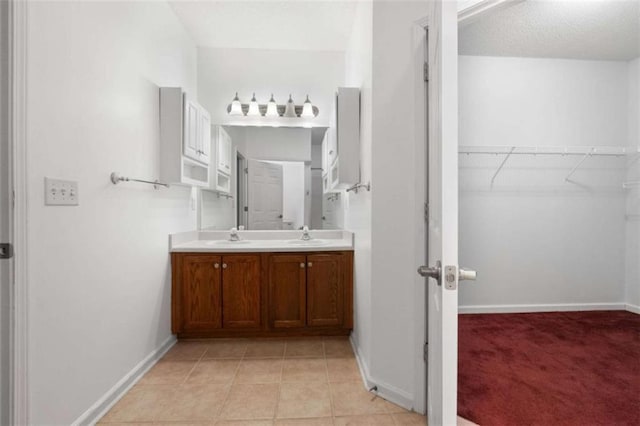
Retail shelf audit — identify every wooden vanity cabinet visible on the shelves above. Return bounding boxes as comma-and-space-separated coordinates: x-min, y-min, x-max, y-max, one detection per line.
268, 254, 307, 329
268, 253, 349, 329
173, 254, 261, 334
306, 253, 345, 327
180, 255, 222, 331
221, 255, 261, 329
172, 251, 353, 338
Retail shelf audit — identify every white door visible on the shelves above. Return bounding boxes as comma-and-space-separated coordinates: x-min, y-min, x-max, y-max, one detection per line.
183, 97, 200, 162
418, 2, 474, 425
247, 160, 283, 230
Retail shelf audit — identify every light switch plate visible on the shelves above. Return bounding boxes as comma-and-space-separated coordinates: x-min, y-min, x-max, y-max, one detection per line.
45, 177, 79, 206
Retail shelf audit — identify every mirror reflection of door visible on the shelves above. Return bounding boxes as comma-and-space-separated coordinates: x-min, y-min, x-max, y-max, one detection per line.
247, 160, 284, 229
322, 194, 337, 229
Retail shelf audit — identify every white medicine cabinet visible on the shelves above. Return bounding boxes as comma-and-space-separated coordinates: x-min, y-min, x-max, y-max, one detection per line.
160, 87, 211, 187
213, 126, 233, 193
322, 87, 360, 193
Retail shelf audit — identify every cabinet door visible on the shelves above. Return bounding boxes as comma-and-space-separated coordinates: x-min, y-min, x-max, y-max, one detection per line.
182, 255, 222, 331
307, 253, 344, 327
183, 97, 200, 162
268, 254, 307, 328
222, 255, 261, 329
198, 107, 211, 165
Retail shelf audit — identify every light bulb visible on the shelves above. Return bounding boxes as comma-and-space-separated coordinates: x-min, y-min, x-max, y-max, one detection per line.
265, 94, 279, 117
284, 94, 297, 118
301, 95, 315, 118
247, 92, 261, 116
229, 92, 243, 116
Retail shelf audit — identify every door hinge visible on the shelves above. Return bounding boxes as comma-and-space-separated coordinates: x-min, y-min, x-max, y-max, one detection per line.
244, 168, 248, 174
0, 243, 14, 259
424, 202, 429, 222
423, 342, 428, 361
424, 62, 429, 82
244, 206, 248, 212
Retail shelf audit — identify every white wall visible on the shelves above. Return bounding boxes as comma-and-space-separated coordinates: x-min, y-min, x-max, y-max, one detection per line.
344, 0, 428, 412
369, 1, 428, 410
26, 2, 197, 423
626, 57, 640, 311
242, 127, 312, 162
342, 0, 373, 401
197, 47, 345, 127
459, 56, 630, 311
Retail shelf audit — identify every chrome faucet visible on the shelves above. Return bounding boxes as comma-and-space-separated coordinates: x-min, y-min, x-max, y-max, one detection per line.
229, 227, 241, 242
300, 226, 312, 241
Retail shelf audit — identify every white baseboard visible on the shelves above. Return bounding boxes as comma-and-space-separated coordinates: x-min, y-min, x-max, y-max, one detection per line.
72, 335, 177, 426
349, 336, 415, 412
626, 304, 640, 314
459, 303, 627, 314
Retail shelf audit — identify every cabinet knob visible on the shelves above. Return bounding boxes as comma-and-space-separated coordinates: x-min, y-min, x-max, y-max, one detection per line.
300, 263, 305, 268
307, 262, 313, 267
222, 263, 227, 269
214, 263, 219, 269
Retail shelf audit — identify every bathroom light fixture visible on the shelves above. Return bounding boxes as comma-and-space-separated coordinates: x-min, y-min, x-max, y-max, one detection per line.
226, 93, 319, 119
247, 93, 261, 116
265, 94, 279, 117
229, 92, 243, 116
301, 95, 315, 118
283, 94, 297, 118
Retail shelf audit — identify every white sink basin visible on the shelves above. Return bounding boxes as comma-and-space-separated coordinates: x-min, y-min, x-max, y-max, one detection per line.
286, 239, 330, 246
207, 240, 253, 245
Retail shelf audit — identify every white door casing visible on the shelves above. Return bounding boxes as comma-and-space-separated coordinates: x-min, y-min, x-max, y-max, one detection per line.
0, 1, 11, 423
424, 1, 460, 425
247, 160, 284, 230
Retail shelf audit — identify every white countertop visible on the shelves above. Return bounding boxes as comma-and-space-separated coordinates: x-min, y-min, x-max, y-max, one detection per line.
170, 230, 354, 253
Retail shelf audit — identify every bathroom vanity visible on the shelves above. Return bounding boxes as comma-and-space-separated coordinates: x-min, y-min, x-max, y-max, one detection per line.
170, 230, 354, 338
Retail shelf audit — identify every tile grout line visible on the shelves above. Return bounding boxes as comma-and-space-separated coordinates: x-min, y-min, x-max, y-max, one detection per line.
272, 340, 287, 421
214, 341, 247, 422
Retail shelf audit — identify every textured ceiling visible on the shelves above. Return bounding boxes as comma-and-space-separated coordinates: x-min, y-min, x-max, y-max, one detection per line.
459, 0, 640, 61
168, 0, 358, 51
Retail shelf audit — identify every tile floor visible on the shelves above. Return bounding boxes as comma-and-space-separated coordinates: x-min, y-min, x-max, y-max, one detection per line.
99, 337, 472, 425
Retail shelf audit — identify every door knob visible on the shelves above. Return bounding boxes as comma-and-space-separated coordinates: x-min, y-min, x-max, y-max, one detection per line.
459, 268, 477, 281
300, 263, 305, 268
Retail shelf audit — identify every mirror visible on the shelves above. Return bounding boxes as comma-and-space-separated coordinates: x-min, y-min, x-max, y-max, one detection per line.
200, 125, 341, 230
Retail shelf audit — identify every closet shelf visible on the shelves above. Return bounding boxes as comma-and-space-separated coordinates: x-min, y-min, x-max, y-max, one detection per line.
459, 145, 638, 186
459, 145, 637, 157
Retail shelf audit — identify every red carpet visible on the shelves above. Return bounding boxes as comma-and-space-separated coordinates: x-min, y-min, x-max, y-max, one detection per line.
458, 311, 640, 426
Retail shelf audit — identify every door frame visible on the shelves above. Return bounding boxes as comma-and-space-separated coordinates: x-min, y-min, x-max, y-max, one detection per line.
5, 0, 28, 424
411, 16, 430, 415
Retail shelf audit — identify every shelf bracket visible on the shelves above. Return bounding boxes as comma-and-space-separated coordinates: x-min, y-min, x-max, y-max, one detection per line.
490, 146, 515, 188
565, 148, 595, 182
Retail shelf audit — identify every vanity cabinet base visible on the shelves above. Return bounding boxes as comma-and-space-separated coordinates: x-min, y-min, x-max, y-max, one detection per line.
171, 251, 353, 338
